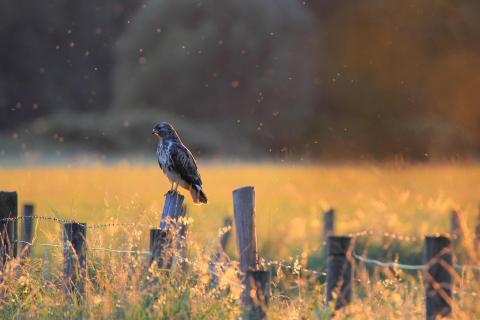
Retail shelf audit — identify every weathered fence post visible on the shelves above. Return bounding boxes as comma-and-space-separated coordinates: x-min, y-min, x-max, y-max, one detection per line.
160, 191, 185, 229
326, 236, 352, 311
233, 186, 269, 320
64, 222, 87, 299
149, 229, 169, 267
424, 236, 452, 320
149, 191, 186, 268
450, 210, 461, 249
244, 270, 270, 320
209, 217, 233, 288
21, 204, 34, 257
177, 204, 188, 270
233, 186, 258, 273
475, 206, 480, 252
323, 209, 335, 244
0, 192, 18, 267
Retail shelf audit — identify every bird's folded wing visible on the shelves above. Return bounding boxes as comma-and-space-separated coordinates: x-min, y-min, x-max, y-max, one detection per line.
169, 143, 202, 186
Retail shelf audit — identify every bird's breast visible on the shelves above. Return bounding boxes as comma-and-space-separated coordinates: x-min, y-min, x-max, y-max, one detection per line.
156, 144, 170, 170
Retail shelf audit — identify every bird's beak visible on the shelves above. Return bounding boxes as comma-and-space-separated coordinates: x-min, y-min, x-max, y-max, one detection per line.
152, 130, 157, 135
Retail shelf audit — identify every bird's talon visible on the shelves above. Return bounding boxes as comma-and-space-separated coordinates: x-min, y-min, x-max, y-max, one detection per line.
165, 190, 178, 197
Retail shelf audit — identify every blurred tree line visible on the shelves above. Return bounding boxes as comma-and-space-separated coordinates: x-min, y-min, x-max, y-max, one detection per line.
0, 0, 139, 128
1, 0, 479, 160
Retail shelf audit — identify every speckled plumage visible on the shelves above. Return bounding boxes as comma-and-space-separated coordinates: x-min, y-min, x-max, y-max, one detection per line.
153, 122, 207, 204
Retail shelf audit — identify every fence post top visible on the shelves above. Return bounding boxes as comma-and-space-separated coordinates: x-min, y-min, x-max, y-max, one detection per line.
0, 191, 17, 196
64, 222, 87, 227
327, 235, 351, 242
233, 186, 255, 195
424, 235, 451, 242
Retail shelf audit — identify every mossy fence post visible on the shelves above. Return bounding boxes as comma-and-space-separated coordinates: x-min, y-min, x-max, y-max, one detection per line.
150, 190, 185, 268
326, 236, 352, 311
0, 191, 18, 269
233, 186, 269, 320
424, 236, 452, 320
21, 204, 34, 257
63, 222, 87, 299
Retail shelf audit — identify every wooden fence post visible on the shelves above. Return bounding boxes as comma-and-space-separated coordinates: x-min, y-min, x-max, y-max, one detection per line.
160, 191, 185, 229
149, 191, 186, 268
233, 186, 258, 274
64, 222, 87, 299
177, 204, 188, 270
21, 204, 34, 257
424, 236, 452, 320
326, 236, 352, 311
0, 192, 18, 268
209, 217, 233, 288
149, 229, 169, 268
243, 270, 270, 320
323, 209, 335, 244
450, 210, 461, 249
234, 186, 269, 319
475, 206, 480, 252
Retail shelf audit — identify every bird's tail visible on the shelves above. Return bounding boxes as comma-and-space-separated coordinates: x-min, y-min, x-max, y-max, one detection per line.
191, 184, 208, 204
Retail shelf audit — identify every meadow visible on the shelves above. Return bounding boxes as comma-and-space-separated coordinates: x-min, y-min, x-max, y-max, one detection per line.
0, 163, 479, 319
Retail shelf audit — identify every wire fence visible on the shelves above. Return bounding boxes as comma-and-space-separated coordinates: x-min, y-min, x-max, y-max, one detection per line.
0, 215, 157, 229
3, 214, 480, 275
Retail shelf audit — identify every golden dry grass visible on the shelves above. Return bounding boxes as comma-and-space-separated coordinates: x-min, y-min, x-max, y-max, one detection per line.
0, 163, 479, 319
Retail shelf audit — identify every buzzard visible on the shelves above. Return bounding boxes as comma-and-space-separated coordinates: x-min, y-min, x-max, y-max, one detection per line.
152, 122, 208, 204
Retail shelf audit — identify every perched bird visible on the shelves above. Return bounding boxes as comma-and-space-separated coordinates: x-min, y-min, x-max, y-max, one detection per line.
152, 122, 208, 204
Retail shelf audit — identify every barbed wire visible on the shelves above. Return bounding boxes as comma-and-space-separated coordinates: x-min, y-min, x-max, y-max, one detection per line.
15, 240, 64, 249
10, 241, 480, 289
0, 215, 157, 229
352, 251, 424, 270
349, 229, 459, 242
352, 251, 480, 272
349, 229, 421, 242
454, 263, 480, 272
14, 240, 152, 255
88, 222, 157, 229
89, 247, 152, 255
1, 215, 78, 224
0, 215, 460, 240
4, 215, 479, 274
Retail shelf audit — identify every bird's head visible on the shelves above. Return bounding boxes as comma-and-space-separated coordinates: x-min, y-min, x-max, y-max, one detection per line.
152, 122, 179, 140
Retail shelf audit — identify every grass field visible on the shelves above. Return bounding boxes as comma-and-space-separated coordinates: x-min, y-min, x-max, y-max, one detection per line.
1, 163, 479, 319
